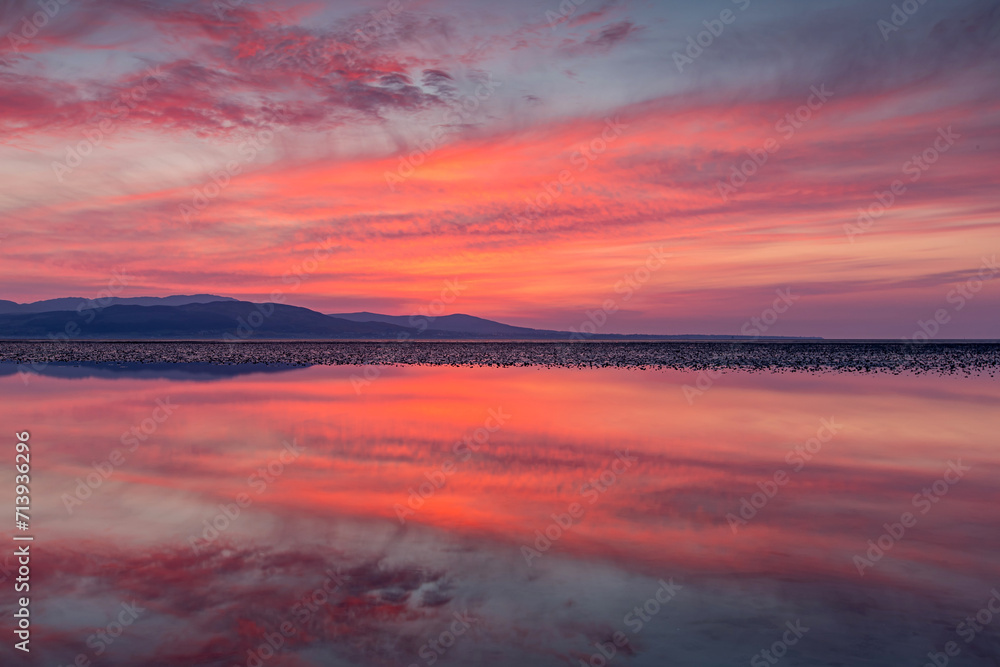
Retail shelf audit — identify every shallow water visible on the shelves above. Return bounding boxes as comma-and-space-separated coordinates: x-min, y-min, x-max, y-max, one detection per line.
1, 361, 998, 666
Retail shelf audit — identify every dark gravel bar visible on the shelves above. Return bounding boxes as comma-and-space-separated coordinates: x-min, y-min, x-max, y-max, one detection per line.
1, 340, 998, 375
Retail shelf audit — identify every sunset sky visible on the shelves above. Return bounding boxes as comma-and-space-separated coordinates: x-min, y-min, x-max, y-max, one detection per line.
1, 0, 998, 337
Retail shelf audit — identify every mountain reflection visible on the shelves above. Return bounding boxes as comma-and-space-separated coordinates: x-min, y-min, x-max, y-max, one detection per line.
0, 361, 310, 382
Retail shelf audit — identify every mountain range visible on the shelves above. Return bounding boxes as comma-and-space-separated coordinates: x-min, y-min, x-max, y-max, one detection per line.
0, 294, 236, 314
0, 294, 820, 340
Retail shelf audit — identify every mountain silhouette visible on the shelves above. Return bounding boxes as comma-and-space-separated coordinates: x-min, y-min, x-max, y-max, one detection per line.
0, 296, 821, 340
0, 294, 235, 314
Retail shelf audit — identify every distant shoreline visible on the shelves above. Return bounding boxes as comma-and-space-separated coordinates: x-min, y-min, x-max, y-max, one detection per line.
1, 340, 997, 376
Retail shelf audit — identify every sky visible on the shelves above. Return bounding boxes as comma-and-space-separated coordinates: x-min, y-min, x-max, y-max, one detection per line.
0, 0, 998, 338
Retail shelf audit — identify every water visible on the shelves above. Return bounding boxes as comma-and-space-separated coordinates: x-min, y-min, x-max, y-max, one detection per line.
1, 358, 998, 666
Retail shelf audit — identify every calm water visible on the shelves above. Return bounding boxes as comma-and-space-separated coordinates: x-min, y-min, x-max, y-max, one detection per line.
1, 363, 998, 666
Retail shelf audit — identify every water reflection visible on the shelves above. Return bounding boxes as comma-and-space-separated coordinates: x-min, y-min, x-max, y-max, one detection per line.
0, 361, 308, 382
1, 365, 998, 666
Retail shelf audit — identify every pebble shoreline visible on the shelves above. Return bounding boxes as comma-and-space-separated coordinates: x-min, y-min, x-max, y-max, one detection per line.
1, 341, 998, 375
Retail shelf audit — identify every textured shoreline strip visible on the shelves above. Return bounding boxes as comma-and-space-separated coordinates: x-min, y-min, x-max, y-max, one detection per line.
0, 341, 998, 375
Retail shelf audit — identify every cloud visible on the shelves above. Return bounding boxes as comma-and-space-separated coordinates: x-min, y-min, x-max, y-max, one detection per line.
0, 1, 473, 141
1, 0, 998, 335
583, 20, 639, 49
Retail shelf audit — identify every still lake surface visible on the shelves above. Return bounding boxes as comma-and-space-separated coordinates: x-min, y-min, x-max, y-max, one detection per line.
1, 358, 998, 666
